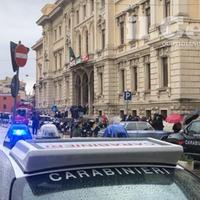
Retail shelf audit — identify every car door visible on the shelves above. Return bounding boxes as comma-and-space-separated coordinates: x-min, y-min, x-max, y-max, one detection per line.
184, 121, 200, 156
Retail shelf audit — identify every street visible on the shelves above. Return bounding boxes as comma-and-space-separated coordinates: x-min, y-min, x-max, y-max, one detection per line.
0, 125, 8, 144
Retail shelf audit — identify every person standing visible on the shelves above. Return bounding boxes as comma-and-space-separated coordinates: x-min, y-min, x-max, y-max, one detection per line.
32, 112, 40, 135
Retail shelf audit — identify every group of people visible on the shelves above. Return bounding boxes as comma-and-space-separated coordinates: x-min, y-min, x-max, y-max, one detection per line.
30, 109, 183, 137
71, 113, 108, 138
122, 112, 182, 133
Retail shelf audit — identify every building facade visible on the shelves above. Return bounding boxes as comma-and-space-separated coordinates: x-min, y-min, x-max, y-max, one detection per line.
33, 0, 200, 117
0, 94, 20, 113
0, 77, 26, 100
0, 77, 26, 112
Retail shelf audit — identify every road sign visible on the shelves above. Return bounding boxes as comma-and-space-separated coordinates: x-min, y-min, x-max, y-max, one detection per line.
10, 41, 18, 72
15, 44, 28, 67
11, 74, 20, 98
124, 91, 132, 101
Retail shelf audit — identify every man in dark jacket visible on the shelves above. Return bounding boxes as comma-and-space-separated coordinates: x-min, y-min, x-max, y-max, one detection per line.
32, 112, 40, 135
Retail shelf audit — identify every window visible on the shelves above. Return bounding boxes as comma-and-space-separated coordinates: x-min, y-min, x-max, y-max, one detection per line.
132, 19, 137, 40
54, 29, 57, 41
59, 25, 62, 36
120, 110, 124, 118
164, 0, 170, 17
86, 30, 89, 54
161, 110, 167, 120
132, 110, 137, 117
3, 97, 6, 100
83, 4, 86, 18
76, 10, 79, 24
101, 0, 105, 8
3, 104, 6, 109
102, 29, 105, 49
59, 53, 62, 69
39, 66, 42, 78
54, 54, 57, 71
99, 73, 103, 95
145, 63, 151, 90
91, 0, 94, 13
129, 16, 137, 40
120, 69, 125, 93
126, 123, 137, 131
59, 82, 62, 101
99, 110, 102, 116
120, 22, 125, 45
137, 122, 154, 130
66, 79, 69, 95
79, 34, 82, 56
146, 110, 151, 119
68, 18, 71, 29
188, 121, 200, 134
146, 7, 151, 33
15, 167, 200, 200
132, 67, 138, 92
161, 57, 168, 87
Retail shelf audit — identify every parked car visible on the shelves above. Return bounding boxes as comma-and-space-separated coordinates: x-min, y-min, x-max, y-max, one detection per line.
37, 124, 60, 139
1, 134, 200, 200
166, 119, 200, 160
99, 121, 170, 140
39, 115, 53, 127
120, 121, 170, 140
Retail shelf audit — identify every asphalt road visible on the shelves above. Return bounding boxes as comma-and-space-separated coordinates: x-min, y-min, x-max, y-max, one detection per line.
0, 125, 8, 144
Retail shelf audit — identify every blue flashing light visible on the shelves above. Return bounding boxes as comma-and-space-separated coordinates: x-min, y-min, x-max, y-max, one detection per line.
12, 129, 27, 136
4, 124, 32, 149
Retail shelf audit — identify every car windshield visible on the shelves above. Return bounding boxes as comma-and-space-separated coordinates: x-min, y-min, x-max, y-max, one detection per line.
126, 123, 137, 130
11, 166, 200, 200
137, 122, 154, 131
187, 121, 200, 135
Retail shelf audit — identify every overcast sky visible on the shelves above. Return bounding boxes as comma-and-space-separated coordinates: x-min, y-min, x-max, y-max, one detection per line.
0, 0, 55, 94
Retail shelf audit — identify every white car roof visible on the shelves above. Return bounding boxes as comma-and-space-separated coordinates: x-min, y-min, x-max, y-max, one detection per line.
9, 138, 183, 173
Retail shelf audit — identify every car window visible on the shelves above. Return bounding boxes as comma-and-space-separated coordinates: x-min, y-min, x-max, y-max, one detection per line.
11, 166, 200, 200
126, 123, 137, 130
187, 121, 200, 134
137, 123, 154, 131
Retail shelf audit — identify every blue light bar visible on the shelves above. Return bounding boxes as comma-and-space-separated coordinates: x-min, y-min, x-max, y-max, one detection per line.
4, 124, 32, 149
12, 129, 27, 136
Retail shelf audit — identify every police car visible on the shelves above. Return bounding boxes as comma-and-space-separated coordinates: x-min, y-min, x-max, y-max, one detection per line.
0, 125, 200, 200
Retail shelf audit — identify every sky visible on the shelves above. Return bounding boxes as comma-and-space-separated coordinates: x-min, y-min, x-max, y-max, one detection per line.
0, 0, 55, 95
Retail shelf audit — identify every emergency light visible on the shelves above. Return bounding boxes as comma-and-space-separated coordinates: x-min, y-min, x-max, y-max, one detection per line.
3, 124, 32, 149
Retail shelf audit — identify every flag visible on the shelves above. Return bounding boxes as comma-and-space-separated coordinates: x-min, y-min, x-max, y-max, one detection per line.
82, 54, 89, 62
69, 47, 76, 61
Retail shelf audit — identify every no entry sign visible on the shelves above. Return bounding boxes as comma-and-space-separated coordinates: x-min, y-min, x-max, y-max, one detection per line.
15, 44, 28, 67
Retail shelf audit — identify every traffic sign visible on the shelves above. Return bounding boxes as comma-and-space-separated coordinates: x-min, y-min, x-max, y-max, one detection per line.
10, 41, 18, 72
11, 74, 20, 98
124, 91, 132, 101
15, 44, 29, 67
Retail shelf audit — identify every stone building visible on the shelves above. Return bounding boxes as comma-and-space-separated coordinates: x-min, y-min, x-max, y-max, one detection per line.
0, 77, 26, 100
32, 0, 200, 117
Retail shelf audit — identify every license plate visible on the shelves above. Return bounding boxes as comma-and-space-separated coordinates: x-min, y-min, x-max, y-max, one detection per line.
185, 140, 200, 146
